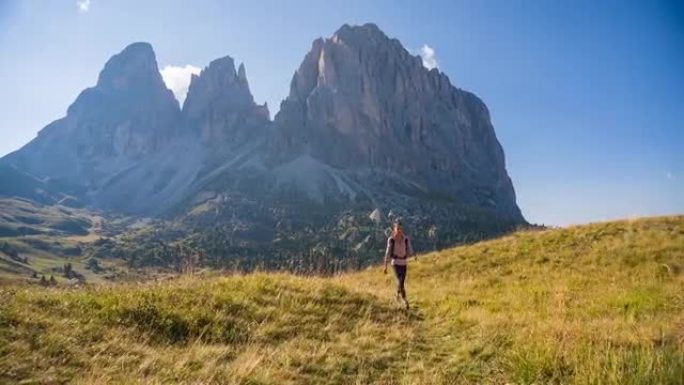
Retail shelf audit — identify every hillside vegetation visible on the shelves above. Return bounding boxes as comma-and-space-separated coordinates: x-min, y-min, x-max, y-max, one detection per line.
0, 197, 518, 284
1, 216, 682, 384
0, 198, 139, 283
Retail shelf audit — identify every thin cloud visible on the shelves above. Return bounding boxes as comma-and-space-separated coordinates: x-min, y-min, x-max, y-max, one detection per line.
77, 0, 91, 13
160, 64, 201, 105
666, 172, 674, 180
419, 44, 439, 70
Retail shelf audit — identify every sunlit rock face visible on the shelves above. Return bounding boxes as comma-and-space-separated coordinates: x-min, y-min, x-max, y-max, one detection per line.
269, 24, 522, 220
1, 24, 524, 228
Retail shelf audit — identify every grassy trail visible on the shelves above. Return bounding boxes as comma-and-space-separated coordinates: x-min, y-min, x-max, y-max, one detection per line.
336, 215, 684, 384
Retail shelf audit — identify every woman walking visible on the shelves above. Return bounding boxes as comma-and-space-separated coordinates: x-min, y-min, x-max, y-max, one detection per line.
384, 221, 414, 309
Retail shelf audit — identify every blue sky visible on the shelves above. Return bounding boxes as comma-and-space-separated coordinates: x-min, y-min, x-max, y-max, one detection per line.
0, 0, 682, 226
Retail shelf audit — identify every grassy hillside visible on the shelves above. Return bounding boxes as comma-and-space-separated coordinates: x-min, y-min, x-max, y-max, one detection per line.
0, 198, 121, 284
0, 198, 165, 284
0, 216, 682, 384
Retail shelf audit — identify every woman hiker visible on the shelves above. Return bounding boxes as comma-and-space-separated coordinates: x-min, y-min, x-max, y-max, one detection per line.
384, 220, 414, 309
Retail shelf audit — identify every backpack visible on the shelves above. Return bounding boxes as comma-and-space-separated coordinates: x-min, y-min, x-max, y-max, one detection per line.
390, 235, 409, 259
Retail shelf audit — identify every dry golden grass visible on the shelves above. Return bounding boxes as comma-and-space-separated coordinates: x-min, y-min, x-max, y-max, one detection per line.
1, 215, 683, 384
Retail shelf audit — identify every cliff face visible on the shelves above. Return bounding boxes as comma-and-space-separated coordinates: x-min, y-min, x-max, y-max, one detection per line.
1, 43, 200, 213
7, 42, 180, 172
183, 56, 270, 161
269, 24, 521, 220
1, 23, 524, 229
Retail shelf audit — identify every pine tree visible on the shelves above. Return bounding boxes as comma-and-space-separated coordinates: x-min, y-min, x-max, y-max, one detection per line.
63, 263, 73, 278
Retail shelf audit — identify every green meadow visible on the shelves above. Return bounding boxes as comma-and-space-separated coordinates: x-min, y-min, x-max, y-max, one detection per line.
1, 216, 682, 384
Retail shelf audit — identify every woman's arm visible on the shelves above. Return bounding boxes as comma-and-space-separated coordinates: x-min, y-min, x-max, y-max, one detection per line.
384, 238, 392, 273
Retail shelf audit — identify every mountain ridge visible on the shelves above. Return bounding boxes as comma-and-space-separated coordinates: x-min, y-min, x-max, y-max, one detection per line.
268, 23, 520, 219
1, 23, 526, 260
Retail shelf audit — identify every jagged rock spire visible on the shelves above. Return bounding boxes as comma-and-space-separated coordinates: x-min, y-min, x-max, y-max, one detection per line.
183, 56, 269, 151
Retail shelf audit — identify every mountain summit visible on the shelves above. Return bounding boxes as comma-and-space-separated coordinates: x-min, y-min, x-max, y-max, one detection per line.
183, 56, 270, 161
1, 42, 192, 212
269, 23, 521, 220
1, 24, 525, 256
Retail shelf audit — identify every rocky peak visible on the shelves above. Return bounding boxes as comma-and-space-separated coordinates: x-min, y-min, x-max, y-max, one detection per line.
96, 42, 162, 91
68, 41, 179, 119
283, 23, 419, 102
237, 63, 248, 84
272, 24, 438, 166
1, 26, 524, 225
183, 56, 270, 152
183, 56, 256, 114
332, 23, 399, 49
271, 24, 523, 220
2, 41, 183, 204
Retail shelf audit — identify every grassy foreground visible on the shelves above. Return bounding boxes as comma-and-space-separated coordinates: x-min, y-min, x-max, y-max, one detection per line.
1, 216, 682, 384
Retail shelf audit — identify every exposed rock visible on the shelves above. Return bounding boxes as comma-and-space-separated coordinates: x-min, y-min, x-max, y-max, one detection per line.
183, 56, 270, 155
1, 24, 525, 255
0, 42, 197, 214
269, 23, 522, 221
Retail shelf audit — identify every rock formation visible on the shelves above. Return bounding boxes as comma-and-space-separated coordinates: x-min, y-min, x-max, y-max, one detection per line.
1, 23, 525, 247
183, 56, 270, 162
1, 42, 199, 213
268, 23, 522, 221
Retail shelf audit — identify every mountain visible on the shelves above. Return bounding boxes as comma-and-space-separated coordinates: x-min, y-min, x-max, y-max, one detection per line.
180, 23, 525, 256
182, 56, 270, 166
267, 24, 521, 221
0, 42, 202, 214
1, 23, 526, 261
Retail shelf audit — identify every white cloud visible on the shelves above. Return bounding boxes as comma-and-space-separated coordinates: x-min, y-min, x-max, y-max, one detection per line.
419, 44, 439, 70
160, 65, 201, 105
77, 0, 91, 13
